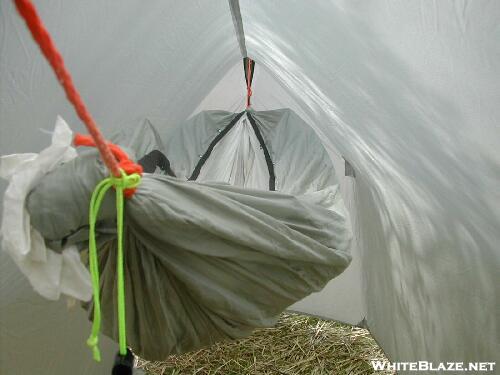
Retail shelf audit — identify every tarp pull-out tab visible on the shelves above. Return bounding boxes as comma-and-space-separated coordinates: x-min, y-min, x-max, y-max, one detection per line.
344, 159, 355, 178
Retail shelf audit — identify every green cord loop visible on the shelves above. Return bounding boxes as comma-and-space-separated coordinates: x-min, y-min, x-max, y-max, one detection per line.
87, 170, 141, 362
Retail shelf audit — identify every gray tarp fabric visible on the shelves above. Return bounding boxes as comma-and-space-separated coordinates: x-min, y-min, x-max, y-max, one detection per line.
1, 1, 499, 373
24, 112, 352, 360
167, 109, 337, 195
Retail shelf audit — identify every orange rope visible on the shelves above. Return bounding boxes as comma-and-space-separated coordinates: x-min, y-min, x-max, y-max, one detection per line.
14, 0, 121, 177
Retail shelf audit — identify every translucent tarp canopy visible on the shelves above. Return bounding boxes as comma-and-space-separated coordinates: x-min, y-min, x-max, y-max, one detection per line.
0, 0, 499, 373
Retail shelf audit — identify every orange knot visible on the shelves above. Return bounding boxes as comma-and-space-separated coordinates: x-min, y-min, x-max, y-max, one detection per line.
74, 134, 143, 198
246, 86, 253, 108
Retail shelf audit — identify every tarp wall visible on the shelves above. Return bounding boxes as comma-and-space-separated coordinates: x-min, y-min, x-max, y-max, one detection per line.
1, 0, 499, 373
239, 0, 500, 365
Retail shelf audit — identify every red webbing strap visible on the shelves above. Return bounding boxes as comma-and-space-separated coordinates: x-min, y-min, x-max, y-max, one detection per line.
13, 0, 121, 177
246, 58, 253, 108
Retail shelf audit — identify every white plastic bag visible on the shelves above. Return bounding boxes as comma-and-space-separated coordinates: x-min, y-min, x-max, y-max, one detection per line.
0, 116, 91, 301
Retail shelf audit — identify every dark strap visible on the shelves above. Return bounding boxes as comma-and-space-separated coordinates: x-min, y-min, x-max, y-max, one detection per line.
246, 112, 276, 191
189, 112, 245, 181
138, 149, 176, 177
189, 112, 276, 191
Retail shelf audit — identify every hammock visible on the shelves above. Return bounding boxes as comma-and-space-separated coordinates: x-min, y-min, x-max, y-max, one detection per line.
2, 112, 352, 360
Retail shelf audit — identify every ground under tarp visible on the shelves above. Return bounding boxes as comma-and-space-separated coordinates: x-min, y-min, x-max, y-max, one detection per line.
136, 313, 392, 375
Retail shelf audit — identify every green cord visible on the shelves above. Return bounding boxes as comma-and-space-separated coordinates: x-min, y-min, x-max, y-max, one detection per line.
86, 170, 141, 362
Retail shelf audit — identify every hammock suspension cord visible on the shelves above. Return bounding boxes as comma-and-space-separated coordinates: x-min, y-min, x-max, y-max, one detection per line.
13, 0, 120, 177
13, 0, 144, 362
74, 134, 143, 360
86, 169, 141, 361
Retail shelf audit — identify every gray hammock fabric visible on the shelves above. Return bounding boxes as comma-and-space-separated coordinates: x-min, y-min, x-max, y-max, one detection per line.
25, 110, 352, 360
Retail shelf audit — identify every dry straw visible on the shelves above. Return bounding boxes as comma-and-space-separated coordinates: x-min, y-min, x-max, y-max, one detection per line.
136, 312, 393, 375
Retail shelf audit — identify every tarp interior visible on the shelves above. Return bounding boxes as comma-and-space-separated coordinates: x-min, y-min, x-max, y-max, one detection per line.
1, 0, 499, 373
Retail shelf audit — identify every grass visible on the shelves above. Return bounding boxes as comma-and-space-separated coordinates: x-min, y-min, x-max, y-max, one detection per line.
136, 312, 393, 375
